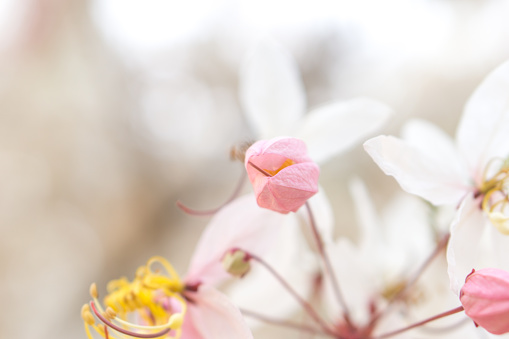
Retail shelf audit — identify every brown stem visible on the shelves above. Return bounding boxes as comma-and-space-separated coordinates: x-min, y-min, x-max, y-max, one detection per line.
249, 253, 335, 335
369, 232, 450, 327
305, 202, 353, 327
372, 306, 464, 339
176, 170, 246, 216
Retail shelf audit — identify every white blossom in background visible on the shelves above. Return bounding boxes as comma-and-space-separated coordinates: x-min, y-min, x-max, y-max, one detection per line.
364, 60, 509, 297
320, 178, 480, 338
220, 38, 393, 325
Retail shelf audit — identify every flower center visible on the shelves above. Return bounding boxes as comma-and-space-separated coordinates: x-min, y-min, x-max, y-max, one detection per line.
479, 158, 509, 234
82, 256, 186, 339
264, 158, 295, 176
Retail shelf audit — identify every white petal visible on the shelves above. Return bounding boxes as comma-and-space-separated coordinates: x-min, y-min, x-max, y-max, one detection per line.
294, 97, 392, 164
381, 192, 435, 278
364, 135, 470, 206
401, 119, 469, 184
324, 239, 378, 325
488, 225, 509, 271
185, 194, 285, 286
296, 188, 335, 245
190, 285, 253, 339
348, 176, 383, 254
225, 213, 319, 325
457, 60, 509, 182
446, 195, 486, 295
240, 38, 306, 138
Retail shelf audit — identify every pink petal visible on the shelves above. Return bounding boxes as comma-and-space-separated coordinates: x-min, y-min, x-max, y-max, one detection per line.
364, 135, 470, 206
460, 268, 509, 334
240, 39, 306, 138
186, 285, 253, 339
457, 60, 509, 183
185, 194, 285, 286
245, 137, 313, 169
256, 163, 319, 214
245, 137, 320, 214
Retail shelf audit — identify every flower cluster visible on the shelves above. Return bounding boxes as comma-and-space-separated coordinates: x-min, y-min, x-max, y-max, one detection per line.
82, 40, 509, 338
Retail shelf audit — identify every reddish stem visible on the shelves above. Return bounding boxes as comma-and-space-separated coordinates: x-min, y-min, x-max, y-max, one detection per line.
248, 252, 335, 335
369, 232, 450, 327
305, 202, 353, 328
373, 306, 464, 339
176, 170, 246, 216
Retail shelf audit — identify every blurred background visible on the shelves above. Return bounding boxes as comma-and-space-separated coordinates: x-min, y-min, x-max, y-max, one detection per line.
1, 0, 509, 338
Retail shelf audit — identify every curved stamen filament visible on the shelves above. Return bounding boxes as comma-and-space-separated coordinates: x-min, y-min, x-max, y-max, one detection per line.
90, 301, 174, 338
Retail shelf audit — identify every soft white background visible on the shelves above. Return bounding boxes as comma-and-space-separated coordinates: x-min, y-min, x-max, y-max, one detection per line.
1, 0, 509, 338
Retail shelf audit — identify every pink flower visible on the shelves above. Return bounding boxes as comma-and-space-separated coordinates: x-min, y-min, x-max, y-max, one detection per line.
460, 268, 509, 335
244, 137, 320, 214
82, 194, 289, 339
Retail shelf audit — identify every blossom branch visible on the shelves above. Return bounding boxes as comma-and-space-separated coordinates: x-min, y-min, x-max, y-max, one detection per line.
369, 232, 450, 327
248, 252, 335, 335
177, 170, 246, 216
372, 306, 464, 339
305, 202, 353, 327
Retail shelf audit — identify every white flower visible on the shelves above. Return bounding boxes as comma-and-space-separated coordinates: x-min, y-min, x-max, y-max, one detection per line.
222, 38, 393, 325
241, 38, 393, 165
321, 178, 479, 338
364, 60, 509, 295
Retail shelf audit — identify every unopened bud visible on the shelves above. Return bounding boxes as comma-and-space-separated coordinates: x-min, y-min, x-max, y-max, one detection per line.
222, 249, 251, 277
245, 137, 319, 214
460, 268, 509, 334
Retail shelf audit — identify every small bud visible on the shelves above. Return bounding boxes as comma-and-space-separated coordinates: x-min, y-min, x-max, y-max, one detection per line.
89, 283, 98, 299
460, 268, 509, 334
222, 249, 251, 277
245, 137, 320, 214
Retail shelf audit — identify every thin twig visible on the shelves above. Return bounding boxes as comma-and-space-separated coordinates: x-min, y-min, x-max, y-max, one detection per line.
372, 306, 464, 339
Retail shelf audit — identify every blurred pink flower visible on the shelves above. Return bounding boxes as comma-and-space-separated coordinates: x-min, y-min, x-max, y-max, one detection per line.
460, 268, 509, 335
244, 137, 319, 214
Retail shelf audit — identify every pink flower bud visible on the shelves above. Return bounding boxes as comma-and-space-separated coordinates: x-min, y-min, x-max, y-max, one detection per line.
245, 137, 320, 214
460, 268, 509, 334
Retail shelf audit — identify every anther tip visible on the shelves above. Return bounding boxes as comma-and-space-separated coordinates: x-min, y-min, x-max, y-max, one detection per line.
81, 304, 95, 325
105, 307, 117, 320
169, 313, 184, 329
90, 283, 98, 299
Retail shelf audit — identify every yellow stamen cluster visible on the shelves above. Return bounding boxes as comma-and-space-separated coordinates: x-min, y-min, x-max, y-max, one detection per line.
82, 256, 187, 339
480, 159, 509, 234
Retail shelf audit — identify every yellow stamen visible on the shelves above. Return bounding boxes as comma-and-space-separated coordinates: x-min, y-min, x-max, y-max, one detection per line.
85, 256, 187, 339
90, 283, 98, 299
264, 158, 295, 176
480, 158, 509, 235
81, 304, 95, 326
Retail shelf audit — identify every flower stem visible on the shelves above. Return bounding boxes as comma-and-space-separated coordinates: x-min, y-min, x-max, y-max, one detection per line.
240, 308, 333, 337
369, 232, 450, 327
249, 253, 335, 335
372, 306, 464, 339
176, 169, 247, 216
305, 202, 353, 328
